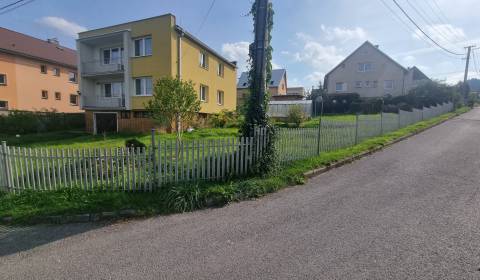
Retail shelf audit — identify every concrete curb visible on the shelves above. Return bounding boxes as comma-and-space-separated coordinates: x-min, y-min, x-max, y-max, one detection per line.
303, 111, 463, 179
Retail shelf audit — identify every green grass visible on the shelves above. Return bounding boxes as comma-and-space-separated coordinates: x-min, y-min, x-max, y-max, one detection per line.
0, 128, 239, 149
0, 107, 469, 224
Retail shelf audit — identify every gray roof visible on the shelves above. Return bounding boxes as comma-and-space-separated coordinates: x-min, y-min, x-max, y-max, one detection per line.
237, 69, 287, 89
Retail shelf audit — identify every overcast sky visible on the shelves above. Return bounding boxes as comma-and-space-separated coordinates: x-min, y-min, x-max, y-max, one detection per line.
1, 0, 479, 89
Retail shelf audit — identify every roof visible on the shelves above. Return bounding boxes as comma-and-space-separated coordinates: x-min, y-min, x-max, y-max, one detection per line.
174, 25, 237, 68
237, 69, 287, 89
324, 41, 407, 78
409, 66, 430, 81
0, 27, 77, 68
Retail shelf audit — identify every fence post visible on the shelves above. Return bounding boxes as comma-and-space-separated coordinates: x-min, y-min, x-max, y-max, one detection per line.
316, 116, 322, 155
380, 112, 384, 135
150, 129, 156, 190
354, 113, 359, 145
1, 141, 12, 192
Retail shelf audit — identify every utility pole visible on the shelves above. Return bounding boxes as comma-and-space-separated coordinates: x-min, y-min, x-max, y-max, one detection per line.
463, 45, 475, 100
252, 0, 269, 115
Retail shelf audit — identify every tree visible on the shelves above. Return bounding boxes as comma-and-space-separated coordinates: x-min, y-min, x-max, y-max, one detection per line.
240, 0, 277, 175
146, 77, 201, 141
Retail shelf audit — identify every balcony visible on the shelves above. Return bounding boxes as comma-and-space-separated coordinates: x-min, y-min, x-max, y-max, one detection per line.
82, 96, 125, 109
82, 58, 124, 77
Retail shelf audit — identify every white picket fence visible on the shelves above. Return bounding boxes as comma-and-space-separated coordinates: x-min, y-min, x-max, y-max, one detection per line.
0, 103, 454, 193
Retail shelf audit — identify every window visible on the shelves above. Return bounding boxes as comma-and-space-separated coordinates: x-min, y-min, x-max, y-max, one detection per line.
69, 94, 79, 106
0, 74, 6, 85
40, 65, 47, 74
0, 101, 7, 110
133, 111, 150, 118
200, 85, 208, 102
41, 90, 48, 99
199, 52, 208, 69
358, 62, 373, 72
103, 47, 124, 64
53, 68, 60, 76
365, 81, 371, 88
355, 81, 362, 88
217, 90, 224, 105
120, 111, 131, 119
335, 82, 347, 92
104, 82, 123, 98
134, 37, 152, 57
384, 80, 394, 89
69, 72, 77, 83
217, 63, 224, 77
55, 92, 61, 100
134, 77, 153, 96
373, 81, 378, 88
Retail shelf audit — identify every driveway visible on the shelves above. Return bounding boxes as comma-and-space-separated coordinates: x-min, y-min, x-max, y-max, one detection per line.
2, 108, 480, 279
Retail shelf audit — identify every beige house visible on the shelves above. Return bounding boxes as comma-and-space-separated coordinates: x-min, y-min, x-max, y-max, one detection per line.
324, 41, 429, 98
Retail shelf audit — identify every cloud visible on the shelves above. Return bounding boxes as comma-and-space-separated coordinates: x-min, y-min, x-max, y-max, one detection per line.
37, 16, 86, 38
221, 41, 250, 74
292, 32, 344, 70
305, 72, 325, 84
320, 25, 369, 43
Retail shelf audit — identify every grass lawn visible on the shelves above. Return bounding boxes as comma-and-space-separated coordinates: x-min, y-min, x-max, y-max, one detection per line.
0, 128, 239, 149
0, 107, 470, 224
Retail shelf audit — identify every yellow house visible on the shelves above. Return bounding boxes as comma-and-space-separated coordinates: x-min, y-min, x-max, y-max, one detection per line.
77, 14, 237, 134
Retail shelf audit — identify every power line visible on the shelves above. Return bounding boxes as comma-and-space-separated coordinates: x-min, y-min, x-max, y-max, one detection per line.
379, 0, 461, 60
0, 0, 33, 15
472, 49, 480, 75
422, 0, 465, 42
0, 0, 26, 10
404, 0, 456, 46
392, 0, 464, 56
196, 0, 216, 34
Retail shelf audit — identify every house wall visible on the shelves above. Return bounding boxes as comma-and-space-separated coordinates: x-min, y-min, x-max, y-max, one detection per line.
326, 43, 407, 98
0, 52, 80, 112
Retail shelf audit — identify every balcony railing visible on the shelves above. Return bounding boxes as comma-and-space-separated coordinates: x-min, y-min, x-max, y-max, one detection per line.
81, 58, 124, 76
83, 96, 125, 109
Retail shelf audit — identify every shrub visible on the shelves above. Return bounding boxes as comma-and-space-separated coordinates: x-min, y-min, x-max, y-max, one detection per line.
165, 183, 202, 212
125, 139, 146, 149
286, 105, 305, 127
209, 110, 239, 128
0, 110, 84, 135
202, 184, 236, 207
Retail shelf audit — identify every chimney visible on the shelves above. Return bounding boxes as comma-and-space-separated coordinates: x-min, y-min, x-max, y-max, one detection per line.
47, 38, 59, 45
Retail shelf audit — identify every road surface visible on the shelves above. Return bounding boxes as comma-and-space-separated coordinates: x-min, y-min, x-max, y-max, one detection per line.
2, 108, 480, 279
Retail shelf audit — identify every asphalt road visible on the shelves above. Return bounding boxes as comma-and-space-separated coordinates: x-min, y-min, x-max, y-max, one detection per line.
2, 109, 480, 279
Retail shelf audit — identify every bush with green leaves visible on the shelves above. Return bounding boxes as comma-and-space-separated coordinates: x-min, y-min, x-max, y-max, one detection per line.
286, 105, 306, 127
165, 183, 203, 213
0, 110, 84, 135
209, 110, 239, 128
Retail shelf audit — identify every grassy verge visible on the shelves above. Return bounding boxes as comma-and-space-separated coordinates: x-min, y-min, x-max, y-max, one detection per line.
0, 107, 469, 224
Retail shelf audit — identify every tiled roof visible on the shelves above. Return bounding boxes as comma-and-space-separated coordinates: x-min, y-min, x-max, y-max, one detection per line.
0, 27, 77, 68
237, 69, 286, 89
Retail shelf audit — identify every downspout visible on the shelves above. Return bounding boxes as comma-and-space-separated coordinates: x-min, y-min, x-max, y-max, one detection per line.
176, 27, 185, 79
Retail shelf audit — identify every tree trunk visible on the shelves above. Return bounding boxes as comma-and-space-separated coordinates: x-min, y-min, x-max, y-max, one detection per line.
175, 114, 182, 142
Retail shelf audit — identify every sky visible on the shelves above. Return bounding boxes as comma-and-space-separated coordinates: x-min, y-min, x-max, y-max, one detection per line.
1, 0, 480, 90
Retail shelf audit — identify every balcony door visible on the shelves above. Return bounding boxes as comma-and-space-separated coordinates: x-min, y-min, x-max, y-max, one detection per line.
103, 47, 124, 64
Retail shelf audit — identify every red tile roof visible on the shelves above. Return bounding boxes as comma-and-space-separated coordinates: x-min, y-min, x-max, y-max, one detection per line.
0, 27, 77, 68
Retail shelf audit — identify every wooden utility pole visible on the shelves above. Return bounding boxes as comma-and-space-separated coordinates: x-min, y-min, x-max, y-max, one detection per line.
463, 45, 475, 99
252, 0, 269, 111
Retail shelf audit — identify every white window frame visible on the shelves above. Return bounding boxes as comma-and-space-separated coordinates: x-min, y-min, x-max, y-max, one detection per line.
217, 90, 224, 105
365, 81, 371, 88
134, 77, 153, 96
133, 37, 152, 57
358, 62, 373, 72
217, 63, 224, 77
200, 85, 208, 102
355, 81, 362, 88
69, 94, 79, 106
0, 74, 6, 85
335, 82, 347, 92
103, 82, 123, 98
103, 47, 124, 65
68, 72, 77, 83
384, 80, 394, 90
199, 51, 208, 69
53, 67, 60, 76
373, 81, 378, 88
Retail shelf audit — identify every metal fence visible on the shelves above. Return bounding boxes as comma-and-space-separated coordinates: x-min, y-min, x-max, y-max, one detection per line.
276, 103, 454, 162
0, 103, 453, 193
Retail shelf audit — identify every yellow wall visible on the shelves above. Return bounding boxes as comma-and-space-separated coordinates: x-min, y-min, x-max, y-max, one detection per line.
0, 52, 80, 112
175, 36, 237, 114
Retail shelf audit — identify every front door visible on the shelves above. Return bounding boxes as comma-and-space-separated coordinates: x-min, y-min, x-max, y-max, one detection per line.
95, 113, 117, 134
